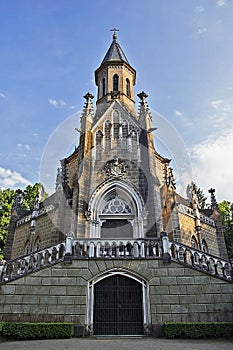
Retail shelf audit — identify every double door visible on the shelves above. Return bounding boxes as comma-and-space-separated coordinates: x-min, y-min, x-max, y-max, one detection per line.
93, 274, 143, 335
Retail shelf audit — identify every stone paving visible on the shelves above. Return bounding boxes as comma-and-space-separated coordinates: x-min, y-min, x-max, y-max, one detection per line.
0, 337, 233, 350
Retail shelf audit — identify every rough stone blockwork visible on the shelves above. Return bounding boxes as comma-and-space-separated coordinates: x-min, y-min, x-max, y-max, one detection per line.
0, 259, 233, 327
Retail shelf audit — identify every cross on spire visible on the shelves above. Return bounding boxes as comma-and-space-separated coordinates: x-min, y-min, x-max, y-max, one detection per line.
110, 27, 119, 40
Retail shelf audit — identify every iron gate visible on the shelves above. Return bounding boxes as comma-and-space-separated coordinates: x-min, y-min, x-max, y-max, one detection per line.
93, 274, 143, 335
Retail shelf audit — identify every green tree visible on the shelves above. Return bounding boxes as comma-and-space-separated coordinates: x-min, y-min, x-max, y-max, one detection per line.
0, 188, 16, 259
0, 183, 46, 259
218, 200, 233, 258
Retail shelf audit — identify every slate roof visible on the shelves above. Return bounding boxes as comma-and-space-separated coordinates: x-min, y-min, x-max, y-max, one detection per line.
101, 38, 129, 65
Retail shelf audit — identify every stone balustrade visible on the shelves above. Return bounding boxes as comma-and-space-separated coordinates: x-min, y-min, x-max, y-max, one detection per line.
72, 238, 162, 259
168, 240, 232, 280
0, 235, 232, 284
0, 242, 65, 283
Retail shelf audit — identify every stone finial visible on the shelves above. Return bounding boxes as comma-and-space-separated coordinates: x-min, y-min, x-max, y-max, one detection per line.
83, 92, 94, 103
12, 189, 23, 213
55, 168, 62, 190
60, 159, 68, 187
110, 27, 119, 40
208, 188, 218, 210
137, 91, 148, 104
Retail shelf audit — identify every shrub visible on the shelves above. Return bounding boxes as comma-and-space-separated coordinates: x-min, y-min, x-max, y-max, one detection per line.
164, 322, 233, 339
2, 322, 74, 339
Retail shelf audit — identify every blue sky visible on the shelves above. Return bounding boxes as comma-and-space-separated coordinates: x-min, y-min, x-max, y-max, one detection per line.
0, 0, 233, 202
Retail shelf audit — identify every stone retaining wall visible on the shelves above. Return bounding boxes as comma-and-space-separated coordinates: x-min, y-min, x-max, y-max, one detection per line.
0, 258, 233, 330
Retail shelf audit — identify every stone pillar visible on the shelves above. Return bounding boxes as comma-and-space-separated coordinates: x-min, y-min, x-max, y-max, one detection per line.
161, 231, 171, 263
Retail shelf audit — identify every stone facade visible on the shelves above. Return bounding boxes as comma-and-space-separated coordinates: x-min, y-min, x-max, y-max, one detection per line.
4, 32, 228, 261
1, 258, 233, 332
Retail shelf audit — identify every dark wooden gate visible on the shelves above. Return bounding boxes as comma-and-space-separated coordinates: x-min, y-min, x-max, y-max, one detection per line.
93, 274, 143, 335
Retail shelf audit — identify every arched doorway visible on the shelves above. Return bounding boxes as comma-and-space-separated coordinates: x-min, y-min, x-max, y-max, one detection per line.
93, 274, 143, 335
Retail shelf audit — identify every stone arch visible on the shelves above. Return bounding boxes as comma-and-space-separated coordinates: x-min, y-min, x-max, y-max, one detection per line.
33, 235, 41, 251
202, 239, 208, 253
86, 268, 151, 335
88, 179, 145, 239
24, 239, 30, 255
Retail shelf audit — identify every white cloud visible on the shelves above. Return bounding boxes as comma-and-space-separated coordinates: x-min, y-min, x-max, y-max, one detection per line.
48, 98, 67, 109
208, 99, 232, 129
190, 130, 233, 202
196, 5, 204, 13
0, 167, 32, 188
0, 92, 6, 98
217, 0, 227, 6
197, 26, 207, 34
17, 143, 30, 151
174, 110, 183, 117
174, 109, 192, 126
211, 99, 224, 109
48, 98, 78, 112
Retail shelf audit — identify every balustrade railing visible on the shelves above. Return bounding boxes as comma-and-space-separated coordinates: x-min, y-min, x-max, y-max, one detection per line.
0, 235, 232, 284
0, 242, 66, 283
168, 240, 232, 280
72, 238, 162, 259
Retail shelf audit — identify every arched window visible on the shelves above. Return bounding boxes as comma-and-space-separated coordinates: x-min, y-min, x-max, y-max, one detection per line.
191, 235, 198, 249
126, 78, 131, 97
130, 128, 137, 140
113, 110, 120, 138
102, 78, 105, 97
24, 240, 30, 255
34, 236, 41, 251
105, 120, 112, 150
96, 130, 103, 146
104, 120, 111, 139
122, 120, 128, 138
202, 239, 208, 253
113, 74, 119, 91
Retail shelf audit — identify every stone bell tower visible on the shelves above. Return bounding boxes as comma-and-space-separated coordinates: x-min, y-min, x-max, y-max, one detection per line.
95, 28, 136, 117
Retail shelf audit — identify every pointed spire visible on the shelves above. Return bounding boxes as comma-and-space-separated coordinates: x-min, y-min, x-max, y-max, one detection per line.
80, 92, 94, 132
137, 91, 152, 127
55, 168, 62, 190
101, 29, 129, 65
84, 92, 94, 108
208, 188, 219, 210
12, 189, 23, 213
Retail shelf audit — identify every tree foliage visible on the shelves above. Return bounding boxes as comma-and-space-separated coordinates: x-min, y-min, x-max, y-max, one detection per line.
218, 200, 233, 258
0, 183, 46, 259
0, 188, 16, 259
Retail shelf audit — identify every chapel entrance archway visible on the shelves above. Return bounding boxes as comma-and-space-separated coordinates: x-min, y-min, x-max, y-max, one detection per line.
93, 274, 143, 335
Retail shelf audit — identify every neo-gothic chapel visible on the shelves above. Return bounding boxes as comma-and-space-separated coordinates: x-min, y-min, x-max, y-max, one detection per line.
1, 31, 233, 336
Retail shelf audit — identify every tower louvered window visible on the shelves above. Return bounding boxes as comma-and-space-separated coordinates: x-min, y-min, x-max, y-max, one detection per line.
126, 78, 131, 97
102, 78, 106, 97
